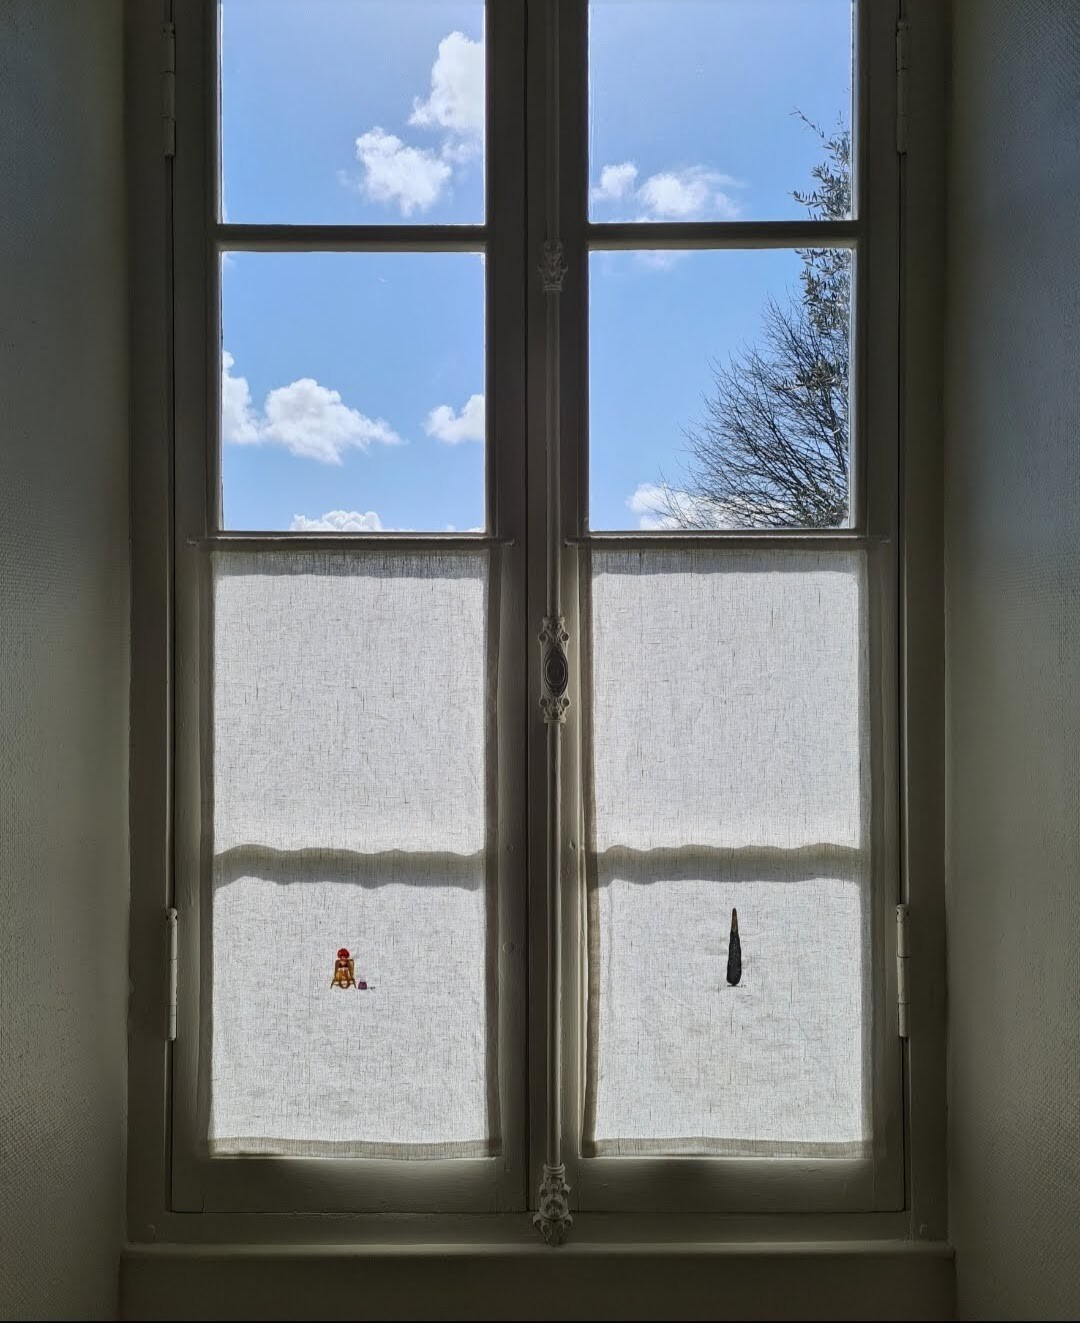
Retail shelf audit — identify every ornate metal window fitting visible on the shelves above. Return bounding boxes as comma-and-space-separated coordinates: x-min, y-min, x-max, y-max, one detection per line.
539, 615, 570, 723
533, 1162, 573, 1246
539, 239, 568, 294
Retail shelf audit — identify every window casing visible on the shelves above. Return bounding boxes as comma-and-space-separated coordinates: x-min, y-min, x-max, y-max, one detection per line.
163, 0, 908, 1223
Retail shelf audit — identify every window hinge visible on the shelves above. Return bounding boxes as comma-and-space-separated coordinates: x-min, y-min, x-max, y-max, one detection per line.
895, 903, 910, 1039
162, 22, 176, 159
166, 906, 179, 1041
895, 18, 910, 155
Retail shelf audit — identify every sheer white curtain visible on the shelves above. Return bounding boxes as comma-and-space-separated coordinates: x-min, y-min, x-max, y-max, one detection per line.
585, 547, 871, 1156
205, 544, 872, 1159
206, 551, 496, 1157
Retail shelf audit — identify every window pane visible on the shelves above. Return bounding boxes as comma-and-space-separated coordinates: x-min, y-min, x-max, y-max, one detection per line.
220, 251, 485, 532
585, 546, 870, 1156
589, 247, 853, 530
208, 550, 495, 1155
220, 0, 485, 224
589, 0, 853, 223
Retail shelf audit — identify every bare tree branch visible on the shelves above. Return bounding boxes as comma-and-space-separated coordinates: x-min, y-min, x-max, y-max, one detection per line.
654, 117, 852, 530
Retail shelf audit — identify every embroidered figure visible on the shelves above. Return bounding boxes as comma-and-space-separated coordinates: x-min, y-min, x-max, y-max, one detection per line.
726, 908, 742, 986
331, 948, 356, 989
331, 946, 370, 991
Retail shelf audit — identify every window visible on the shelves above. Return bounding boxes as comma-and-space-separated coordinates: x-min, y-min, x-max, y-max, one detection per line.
165, 0, 905, 1229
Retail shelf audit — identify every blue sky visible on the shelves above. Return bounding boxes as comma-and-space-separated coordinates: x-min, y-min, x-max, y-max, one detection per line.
219, 0, 851, 532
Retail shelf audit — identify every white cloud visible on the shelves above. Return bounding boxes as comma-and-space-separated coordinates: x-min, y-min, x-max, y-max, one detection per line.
627, 482, 682, 529
353, 128, 453, 216
343, 32, 483, 214
591, 161, 638, 203
222, 353, 403, 465
591, 161, 743, 221
262, 378, 402, 463
633, 250, 687, 272
409, 32, 484, 137
639, 167, 742, 220
221, 351, 260, 444
627, 482, 738, 530
425, 393, 485, 445
290, 509, 386, 533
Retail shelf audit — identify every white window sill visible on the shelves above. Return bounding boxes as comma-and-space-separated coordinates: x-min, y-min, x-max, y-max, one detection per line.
121, 1234, 954, 1320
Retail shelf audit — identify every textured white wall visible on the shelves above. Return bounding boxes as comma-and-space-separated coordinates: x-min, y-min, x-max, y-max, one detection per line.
0, 1, 128, 1318
947, 3, 1080, 1318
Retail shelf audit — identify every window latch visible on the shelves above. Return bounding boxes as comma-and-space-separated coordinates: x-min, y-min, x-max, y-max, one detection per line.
896, 902, 910, 1039
539, 616, 570, 723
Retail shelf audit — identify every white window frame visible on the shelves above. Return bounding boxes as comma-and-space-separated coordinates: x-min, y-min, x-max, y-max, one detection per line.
125, 0, 948, 1242
168, 0, 528, 1214
527, 0, 903, 1218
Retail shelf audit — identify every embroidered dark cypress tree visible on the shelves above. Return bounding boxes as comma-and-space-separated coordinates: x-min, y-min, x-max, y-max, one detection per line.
726, 907, 742, 986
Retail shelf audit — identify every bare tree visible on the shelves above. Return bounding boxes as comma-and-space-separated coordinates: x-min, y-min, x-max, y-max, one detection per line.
654, 117, 852, 530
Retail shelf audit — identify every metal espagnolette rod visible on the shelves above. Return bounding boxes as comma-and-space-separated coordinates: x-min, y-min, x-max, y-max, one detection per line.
534, 239, 572, 1241
532, 8, 573, 1240
532, 180, 573, 1247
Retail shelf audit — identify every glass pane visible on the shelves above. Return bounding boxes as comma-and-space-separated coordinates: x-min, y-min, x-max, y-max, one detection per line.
586, 546, 870, 1156
209, 549, 494, 1155
220, 0, 485, 224
589, 246, 853, 529
589, 0, 853, 223
220, 251, 485, 532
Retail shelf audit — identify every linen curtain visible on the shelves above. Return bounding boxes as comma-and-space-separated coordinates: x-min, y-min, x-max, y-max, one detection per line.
205, 550, 497, 1157
584, 547, 872, 1157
